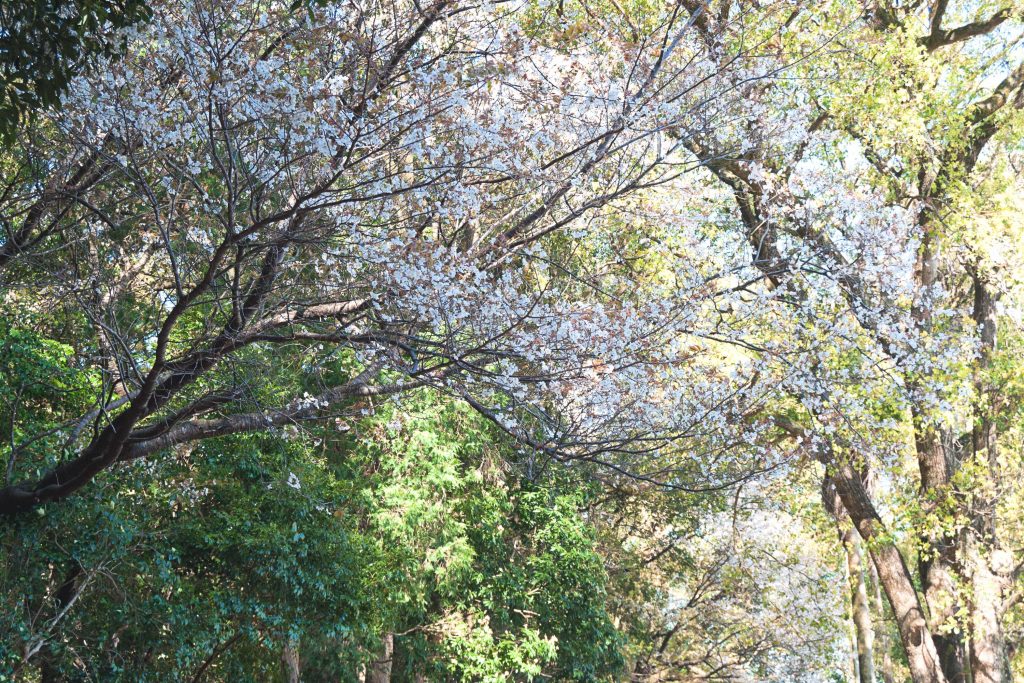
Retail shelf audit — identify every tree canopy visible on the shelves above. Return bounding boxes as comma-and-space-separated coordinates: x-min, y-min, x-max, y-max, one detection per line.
2, 0, 1024, 681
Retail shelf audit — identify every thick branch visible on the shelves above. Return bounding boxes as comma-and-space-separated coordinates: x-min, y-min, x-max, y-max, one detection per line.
970, 59, 1024, 123
923, 7, 1012, 51
122, 375, 428, 461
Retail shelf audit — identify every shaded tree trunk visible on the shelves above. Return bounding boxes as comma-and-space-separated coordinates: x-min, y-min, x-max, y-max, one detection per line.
281, 639, 300, 683
816, 450, 948, 683
367, 633, 393, 683
913, 426, 966, 683
842, 527, 876, 683
869, 560, 897, 683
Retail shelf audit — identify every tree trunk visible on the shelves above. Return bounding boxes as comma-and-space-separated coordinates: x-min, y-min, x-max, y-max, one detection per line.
869, 542, 948, 683
281, 639, 300, 683
842, 527, 876, 683
967, 542, 1006, 683
367, 633, 393, 683
911, 219, 968, 683
826, 456, 948, 683
966, 270, 1007, 683
913, 426, 965, 683
869, 560, 897, 683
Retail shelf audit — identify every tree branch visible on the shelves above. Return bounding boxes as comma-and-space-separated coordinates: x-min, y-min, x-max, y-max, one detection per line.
923, 6, 1012, 51
121, 372, 429, 461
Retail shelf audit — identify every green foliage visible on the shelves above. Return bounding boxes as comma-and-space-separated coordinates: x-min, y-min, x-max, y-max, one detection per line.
0, 320, 101, 469
350, 397, 624, 681
0, 361, 625, 680
0, 0, 153, 138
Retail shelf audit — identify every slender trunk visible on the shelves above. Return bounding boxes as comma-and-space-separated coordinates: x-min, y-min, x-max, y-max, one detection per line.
367, 633, 393, 683
971, 269, 1000, 534
281, 639, 300, 683
842, 527, 876, 683
190, 632, 242, 683
869, 560, 897, 683
848, 581, 862, 683
966, 271, 1007, 683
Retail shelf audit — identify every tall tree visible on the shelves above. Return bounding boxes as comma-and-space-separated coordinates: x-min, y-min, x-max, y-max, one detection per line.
667, 0, 1024, 680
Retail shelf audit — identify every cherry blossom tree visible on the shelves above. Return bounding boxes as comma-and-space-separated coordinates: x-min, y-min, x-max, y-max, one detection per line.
0, 0, 798, 516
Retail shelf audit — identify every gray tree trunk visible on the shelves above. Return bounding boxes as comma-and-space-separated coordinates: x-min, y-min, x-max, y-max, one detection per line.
367, 633, 394, 683
869, 560, 896, 683
842, 527, 876, 683
281, 639, 300, 683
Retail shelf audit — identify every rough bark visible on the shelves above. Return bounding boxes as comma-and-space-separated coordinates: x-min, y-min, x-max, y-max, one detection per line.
823, 454, 948, 683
